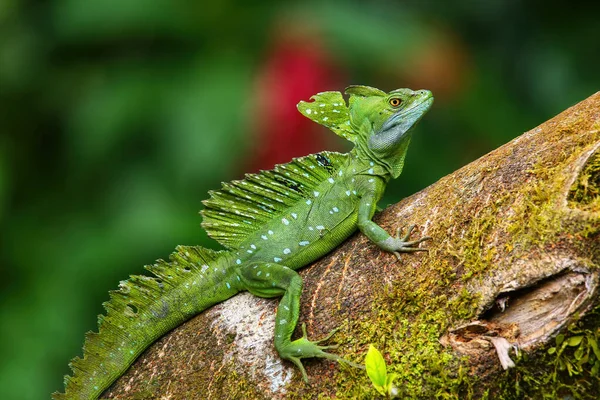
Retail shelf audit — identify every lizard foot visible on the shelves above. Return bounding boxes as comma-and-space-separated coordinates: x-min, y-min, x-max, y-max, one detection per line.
390, 225, 431, 261
279, 323, 362, 382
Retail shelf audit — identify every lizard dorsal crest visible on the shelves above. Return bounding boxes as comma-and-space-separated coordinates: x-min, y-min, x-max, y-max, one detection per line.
296, 91, 356, 143
344, 85, 386, 98
201, 152, 349, 250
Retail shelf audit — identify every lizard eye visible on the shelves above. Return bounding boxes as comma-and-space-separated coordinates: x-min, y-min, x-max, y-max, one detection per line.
389, 98, 402, 107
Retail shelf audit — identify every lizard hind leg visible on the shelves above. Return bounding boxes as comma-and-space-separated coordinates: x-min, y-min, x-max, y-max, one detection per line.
237, 261, 351, 382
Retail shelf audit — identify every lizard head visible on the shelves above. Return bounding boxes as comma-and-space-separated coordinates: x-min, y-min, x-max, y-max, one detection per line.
296, 85, 433, 178
346, 85, 434, 178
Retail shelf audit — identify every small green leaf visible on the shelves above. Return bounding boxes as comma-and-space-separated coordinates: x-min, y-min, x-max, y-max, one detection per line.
556, 334, 565, 346
591, 360, 600, 376
365, 345, 387, 393
567, 336, 583, 347
385, 372, 399, 398
577, 353, 589, 367
574, 345, 585, 360
385, 372, 398, 389
547, 347, 556, 355
588, 337, 600, 360
565, 359, 575, 376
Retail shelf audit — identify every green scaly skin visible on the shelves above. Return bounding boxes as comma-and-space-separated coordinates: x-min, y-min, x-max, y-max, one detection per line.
53, 85, 433, 399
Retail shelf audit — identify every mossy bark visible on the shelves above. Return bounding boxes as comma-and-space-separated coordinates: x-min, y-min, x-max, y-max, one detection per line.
104, 92, 600, 399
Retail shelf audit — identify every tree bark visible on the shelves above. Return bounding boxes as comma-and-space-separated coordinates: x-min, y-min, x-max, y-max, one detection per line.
104, 92, 600, 399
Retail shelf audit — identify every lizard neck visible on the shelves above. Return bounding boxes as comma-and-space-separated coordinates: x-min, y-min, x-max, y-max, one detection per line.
349, 147, 392, 182
351, 121, 412, 179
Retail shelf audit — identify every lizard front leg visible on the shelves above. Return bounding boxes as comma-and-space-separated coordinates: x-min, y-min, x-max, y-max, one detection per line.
357, 187, 430, 260
237, 262, 345, 382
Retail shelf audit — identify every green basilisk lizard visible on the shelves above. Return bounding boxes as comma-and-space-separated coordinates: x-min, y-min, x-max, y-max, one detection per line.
53, 85, 434, 399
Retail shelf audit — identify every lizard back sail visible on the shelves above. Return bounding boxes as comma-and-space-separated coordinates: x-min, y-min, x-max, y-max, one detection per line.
201, 151, 349, 249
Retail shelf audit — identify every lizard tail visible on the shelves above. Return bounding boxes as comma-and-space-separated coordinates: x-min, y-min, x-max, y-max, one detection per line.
52, 245, 237, 400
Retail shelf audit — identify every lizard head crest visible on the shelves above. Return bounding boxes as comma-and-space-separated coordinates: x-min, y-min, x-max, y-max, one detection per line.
296, 90, 356, 142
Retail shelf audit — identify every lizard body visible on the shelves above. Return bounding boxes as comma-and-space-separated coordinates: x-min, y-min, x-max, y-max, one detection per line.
53, 85, 433, 399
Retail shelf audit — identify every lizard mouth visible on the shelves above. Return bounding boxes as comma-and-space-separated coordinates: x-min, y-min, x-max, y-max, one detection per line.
440, 268, 599, 369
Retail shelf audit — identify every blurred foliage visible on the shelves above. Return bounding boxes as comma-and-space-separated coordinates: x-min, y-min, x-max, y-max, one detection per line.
0, 1, 598, 399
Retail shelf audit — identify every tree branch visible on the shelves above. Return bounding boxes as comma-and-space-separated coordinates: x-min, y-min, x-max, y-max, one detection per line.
104, 92, 600, 399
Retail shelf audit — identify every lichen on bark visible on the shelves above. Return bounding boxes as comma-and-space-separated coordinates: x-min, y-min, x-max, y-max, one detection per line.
104, 92, 600, 399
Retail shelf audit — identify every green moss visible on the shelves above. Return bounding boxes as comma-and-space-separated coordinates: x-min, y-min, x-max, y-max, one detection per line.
448, 194, 506, 281
330, 272, 480, 399
183, 359, 270, 400
569, 148, 600, 213
504, 162, 563, 251
566, 148, 600, 244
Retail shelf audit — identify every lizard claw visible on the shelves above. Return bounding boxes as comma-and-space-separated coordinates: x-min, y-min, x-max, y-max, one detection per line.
301, 322, 342, 345
280, 324, 362, 382
397, 224, 417, 242
388, 225, 431, 259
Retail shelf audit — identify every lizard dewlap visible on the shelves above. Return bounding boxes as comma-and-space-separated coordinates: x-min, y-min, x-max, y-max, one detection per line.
53, 85, 433, 399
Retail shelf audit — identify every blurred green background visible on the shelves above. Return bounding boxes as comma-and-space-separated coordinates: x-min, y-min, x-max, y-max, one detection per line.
1, 1, 598, 398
